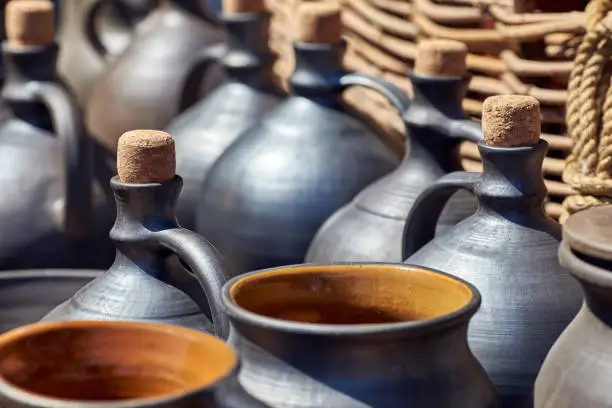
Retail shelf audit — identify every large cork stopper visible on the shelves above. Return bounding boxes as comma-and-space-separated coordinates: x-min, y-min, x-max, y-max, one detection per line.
117, 130, 176, 184
294, 3, 342, 44
222, 0, 266, 13
414, 39, 468, 77
482, 95, 541, 148
5, 0, 55, 47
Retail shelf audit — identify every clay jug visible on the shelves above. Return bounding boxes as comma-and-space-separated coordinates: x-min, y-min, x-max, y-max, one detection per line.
196, 3, 402, 276
0, 270, 100, 333
86, 0, 224, 152
306, 39, 480, 263
534, 205, 612, 408
0, 1, 115, 270
222, 263, 498, 408
169, 0, 281, 229
43, 130, 230, 339
57, 0, 153, 106
0, 320, 268, 407
402, 95, 583, 408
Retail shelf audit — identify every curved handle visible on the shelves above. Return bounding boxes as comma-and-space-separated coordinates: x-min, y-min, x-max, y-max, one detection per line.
340, 72, 411, 113
34, 82, 93, 239
402, 171, 481, 260
448, 117, 483, 143
84, 0, 110, 57
180, 43, 226, 110
155, 228, 230, 340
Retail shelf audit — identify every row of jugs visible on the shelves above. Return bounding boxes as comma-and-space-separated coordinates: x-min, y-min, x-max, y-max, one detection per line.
0, 0, 609, 407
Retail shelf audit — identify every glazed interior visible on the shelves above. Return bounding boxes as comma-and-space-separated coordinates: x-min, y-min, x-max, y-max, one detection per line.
0, 321, 237, 401
231, 264, 474, 324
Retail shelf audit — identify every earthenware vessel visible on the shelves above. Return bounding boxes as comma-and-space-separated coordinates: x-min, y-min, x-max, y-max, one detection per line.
44, 130, 229, 339
0, 270, 100, 333
0, 1, 115, 270
402, 95, 583, 408
57, 0, 153, 106
0, 320, 267, 407
169, 0, 281, 229
534, 205, 612, 408
222, 263, 498, 408
196, 4, 401, 275
86, 0, 224, 152
306, 39, 480, 263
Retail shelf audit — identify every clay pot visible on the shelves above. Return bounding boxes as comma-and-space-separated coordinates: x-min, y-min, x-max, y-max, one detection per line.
195, 41, 401, 276
0, 270, 99, 333
0, 27, 115, 270
222, 263, 499, 408
86, 0, 225, 153
0, 320, 267, 407
57, 0, 154, 106
169, 10, 281, 229
402, 96, 582, 407
306, 72, 480, 263
535, 205, 612, 408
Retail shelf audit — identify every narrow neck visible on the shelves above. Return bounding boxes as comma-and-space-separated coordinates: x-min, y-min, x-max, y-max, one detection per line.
1, 43, 58, 130
221, 13, 271, 88
408, 73, 468, 119
476, 140, 548, 216
288, 43, 344, 107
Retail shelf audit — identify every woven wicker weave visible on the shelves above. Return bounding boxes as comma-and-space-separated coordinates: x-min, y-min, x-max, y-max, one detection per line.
267, 0, 586, 219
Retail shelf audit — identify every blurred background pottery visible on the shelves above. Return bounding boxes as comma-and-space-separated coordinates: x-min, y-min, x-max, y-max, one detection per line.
306, 39, 480, 263
196, 3, 402, 276
535, 205, 612, 408
44, 130, 229, 339
0, 320, 267, 407
402, 95, 583, 408
169, 0, 281, 229
223, 263, 498, 408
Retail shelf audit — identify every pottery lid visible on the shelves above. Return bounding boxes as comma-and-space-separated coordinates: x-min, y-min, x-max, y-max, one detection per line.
294, 2, 342, 44
563, 205, 612, 262
482, 95, 541, 148
5, 0, 55, 47
414, 39, 468, 78
117, 130, 176, 184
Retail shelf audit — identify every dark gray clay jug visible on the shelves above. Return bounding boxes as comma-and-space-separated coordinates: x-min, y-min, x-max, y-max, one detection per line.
57, 0, 153, 106
169, 9, 281, 229
43, 131, 230, 339
222, 263, 498, 408
402, 96, 583, 407
306, 72, 481, 263
195, 42, 403, 276
535, 205, 612, 408
86, 0, 225, 152
0, 320, 267, 408
0, 39, 115, 270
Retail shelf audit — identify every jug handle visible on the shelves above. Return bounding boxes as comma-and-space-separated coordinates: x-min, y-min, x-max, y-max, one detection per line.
85, 0, 137, 57
402, 171, 481, 260
155, 228, 230, 340
34, 82, 93, 239
339, 73, 411, 113
179, 43, 226, 110
448, 117, 483, 144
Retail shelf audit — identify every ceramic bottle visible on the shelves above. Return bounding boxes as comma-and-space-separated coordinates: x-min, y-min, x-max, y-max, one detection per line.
535, 205, 612, 408
402, 95, 583, 408
196, 3, 402, 276
223, 263, 498, 408
306, 39, 480, 263
0, 320, 268, 407
43, 130, 230, 340
57, 0, 153, 106
168, 0, 281, 229
0, 1, 115, 270
86, 0, 224, 153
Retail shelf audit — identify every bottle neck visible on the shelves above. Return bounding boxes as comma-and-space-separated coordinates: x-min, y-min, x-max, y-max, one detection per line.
408, 73, 468, 119
288, 43, 344, 107
162, 0, 217, 22
1, 43, 59, 130
221, 13, 272, 88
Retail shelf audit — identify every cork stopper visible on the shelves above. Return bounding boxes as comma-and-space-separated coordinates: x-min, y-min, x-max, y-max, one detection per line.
6, 0, 55, 47
222, 0, 266, 13
117, 130, 176, 184
414, 39, 468, 77
294, 3, 342, 44
482, 95, 541, 148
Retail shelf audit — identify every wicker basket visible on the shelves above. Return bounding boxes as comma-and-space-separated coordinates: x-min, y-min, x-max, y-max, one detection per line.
267, 0, 587, 220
